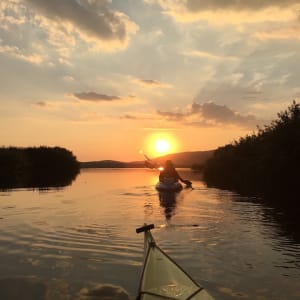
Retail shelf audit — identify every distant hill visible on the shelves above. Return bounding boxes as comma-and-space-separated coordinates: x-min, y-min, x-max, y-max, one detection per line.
80, 160, 145, 168
80, 150, 214, 169
153, 150, 214, 168
80, 160, 126, 168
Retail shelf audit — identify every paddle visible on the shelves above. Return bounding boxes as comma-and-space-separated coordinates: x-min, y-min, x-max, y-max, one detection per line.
142, 153, 159, 169
181, 179, 192, 187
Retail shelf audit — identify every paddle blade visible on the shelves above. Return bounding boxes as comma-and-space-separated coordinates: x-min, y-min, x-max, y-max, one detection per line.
183, 179, 192, 187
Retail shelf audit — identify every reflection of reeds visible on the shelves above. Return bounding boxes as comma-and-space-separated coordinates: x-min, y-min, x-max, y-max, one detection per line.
0, 146, 80, 189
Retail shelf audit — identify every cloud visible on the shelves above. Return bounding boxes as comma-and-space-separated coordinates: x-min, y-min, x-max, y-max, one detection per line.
73, 92, 121, 102
0, 0, 139, 71
148, 0, 300, 24
195, 80, 265, 105
118, 111, 160, 121
183, 50, 238, 61
254, 23, 300, 41
141, 79, 163, 85
31, 100, 69, 111
119, 114, 137, 120
137, 79, 172, 88
0, 0, 137, 61
35, 101, 47, 107
157, 102, 261, 129
24, 0, 138, 50
156, 110, 185, 121
0, 44, 44, 64
184, 0, 300, 11
192, 102, 257, 126
62, 75, 75, 82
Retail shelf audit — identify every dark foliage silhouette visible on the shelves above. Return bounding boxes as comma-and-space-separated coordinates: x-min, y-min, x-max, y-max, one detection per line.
0, 146, 80, 189
203, 101, 300, 203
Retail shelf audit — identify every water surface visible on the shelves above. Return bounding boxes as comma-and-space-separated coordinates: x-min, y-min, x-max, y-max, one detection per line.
0, 168, 299, 299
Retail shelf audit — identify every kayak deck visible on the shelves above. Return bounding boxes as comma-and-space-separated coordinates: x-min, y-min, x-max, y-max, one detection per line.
136, 224, 215, 300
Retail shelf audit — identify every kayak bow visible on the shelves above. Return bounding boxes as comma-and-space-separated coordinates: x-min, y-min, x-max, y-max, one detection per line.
136, 224, 215, 300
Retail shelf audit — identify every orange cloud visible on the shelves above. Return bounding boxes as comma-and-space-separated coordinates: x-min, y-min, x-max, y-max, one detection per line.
148, 1, 300, 24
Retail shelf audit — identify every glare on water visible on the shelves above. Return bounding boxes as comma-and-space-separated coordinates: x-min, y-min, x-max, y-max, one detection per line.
0, 168, 299, 300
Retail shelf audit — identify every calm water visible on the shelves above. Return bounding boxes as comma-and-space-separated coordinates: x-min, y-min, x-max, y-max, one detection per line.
0, 168, 299, 300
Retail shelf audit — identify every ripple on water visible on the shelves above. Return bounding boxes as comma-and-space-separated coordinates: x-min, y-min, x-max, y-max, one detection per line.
0, 169, 300, 300
0, 220, 142, 268
0, 277, 132, 300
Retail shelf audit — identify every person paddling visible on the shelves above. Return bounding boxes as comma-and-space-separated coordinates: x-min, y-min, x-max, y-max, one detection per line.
159, 160, 192, 187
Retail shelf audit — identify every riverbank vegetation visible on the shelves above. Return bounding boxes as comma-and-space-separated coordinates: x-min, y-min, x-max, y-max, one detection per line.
0, 146, 80, 189
203, 101, 300, 203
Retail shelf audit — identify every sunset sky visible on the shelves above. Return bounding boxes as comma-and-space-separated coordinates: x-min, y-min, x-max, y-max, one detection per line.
1, 0, 300, 162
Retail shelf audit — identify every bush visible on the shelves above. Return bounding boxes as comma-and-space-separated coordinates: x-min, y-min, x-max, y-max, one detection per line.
0, 146, 80, 189
203, 101, 300, 202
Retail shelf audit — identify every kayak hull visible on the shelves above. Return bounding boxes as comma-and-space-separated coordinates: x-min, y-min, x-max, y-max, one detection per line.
155, 181, 183, 192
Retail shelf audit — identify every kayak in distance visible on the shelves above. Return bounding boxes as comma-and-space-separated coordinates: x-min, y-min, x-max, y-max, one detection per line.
155, 181, 183, 193
155, 178, 192, 193
136, 224, 215, 300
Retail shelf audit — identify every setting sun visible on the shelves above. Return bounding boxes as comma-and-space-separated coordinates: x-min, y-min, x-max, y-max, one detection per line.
155, 139, 170, 154
143, 132, 179, 158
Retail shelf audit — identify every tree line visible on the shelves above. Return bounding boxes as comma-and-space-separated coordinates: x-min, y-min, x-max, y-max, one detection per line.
203, 101, 300, 203
0, 146, 80, 189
